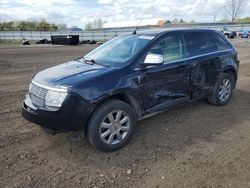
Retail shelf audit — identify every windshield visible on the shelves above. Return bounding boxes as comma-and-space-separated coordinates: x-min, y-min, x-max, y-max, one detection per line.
84, 34, 154, 67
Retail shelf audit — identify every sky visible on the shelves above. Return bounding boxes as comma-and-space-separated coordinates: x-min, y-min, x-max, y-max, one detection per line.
0, 0, 250, 28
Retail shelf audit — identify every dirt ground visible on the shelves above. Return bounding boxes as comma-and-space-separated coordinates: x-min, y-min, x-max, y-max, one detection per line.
0, 39, 250, 188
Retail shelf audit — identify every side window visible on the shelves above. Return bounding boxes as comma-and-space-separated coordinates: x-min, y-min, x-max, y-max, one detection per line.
184, 32, 217, 57
147, 34, 185, 62
212, 33, 232, 51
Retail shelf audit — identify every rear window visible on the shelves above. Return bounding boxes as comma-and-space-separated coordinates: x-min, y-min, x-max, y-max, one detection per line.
184, 31, 217, 57
212, 33, 232, 51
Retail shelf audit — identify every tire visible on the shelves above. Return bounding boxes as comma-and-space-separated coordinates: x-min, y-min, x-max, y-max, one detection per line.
225, 34, 230, 39
87, 99, 136, 152
207, 73, 235, 106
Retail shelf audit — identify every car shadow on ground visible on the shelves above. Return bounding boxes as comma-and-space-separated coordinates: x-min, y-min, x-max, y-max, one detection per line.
45, 88, 250, 169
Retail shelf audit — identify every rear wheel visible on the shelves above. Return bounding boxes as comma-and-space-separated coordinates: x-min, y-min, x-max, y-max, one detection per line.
208, 73, 235, 106
87, 99, 136, 152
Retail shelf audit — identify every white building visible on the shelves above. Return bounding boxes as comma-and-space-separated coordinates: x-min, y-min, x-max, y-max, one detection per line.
103, 19, 168, 29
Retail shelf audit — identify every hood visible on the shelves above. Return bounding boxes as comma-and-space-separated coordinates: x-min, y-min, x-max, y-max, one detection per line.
32, 60, 113, 89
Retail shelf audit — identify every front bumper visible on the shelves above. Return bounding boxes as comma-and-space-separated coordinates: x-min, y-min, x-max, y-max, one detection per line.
22, 93, 93, 134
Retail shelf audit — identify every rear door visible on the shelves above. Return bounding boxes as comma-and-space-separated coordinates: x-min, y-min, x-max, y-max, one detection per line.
184, 31, 222, 99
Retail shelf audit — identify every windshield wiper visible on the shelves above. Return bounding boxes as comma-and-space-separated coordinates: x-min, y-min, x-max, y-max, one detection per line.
84, 58, 110, 67
73, 57, 110, 67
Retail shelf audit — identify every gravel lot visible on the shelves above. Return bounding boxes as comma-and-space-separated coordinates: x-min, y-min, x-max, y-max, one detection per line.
1, 39, 250, 188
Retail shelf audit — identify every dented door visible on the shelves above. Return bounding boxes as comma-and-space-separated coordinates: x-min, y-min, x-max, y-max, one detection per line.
184, 31, 222, 99
141, 61, 190, 112
139, 33, 190, 112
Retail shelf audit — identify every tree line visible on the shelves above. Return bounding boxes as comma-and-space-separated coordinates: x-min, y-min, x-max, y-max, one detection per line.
0, 19, 67, 31
84, 19, 106, 30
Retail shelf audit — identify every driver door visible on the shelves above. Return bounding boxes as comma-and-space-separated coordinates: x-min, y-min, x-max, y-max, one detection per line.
139, 33, 190, 113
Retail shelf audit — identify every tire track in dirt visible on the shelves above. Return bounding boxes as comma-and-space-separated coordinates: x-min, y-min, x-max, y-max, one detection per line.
137, 120, 250, 188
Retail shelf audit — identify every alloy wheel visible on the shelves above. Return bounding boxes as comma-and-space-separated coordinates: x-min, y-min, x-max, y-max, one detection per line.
99, 110, 130, 145
219, 78, 231, 102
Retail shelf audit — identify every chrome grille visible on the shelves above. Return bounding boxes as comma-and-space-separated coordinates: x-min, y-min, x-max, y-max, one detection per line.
29, 83, 48, 107
30, 83, 47, 99
30, 94, 45, 107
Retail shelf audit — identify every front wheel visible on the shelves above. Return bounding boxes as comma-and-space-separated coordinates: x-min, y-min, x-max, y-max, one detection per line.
87, 99, 136, 152
208, 73, 235, 106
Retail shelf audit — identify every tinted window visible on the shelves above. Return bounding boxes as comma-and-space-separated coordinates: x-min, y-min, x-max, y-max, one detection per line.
212, 33, 232, 51
147, 34, 185, 62
184, 31, 217, 57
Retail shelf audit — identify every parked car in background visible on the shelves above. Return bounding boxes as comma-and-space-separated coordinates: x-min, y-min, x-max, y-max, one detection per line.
237, 31, 243, 37
219, 27, 236, 38
22, 29, 239, 152
36, 39, 51, 44
22, 38, 30, 45
241, 30, 250, 38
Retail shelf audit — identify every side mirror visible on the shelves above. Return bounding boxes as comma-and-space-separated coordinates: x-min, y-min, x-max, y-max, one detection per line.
143, 54, 163, 66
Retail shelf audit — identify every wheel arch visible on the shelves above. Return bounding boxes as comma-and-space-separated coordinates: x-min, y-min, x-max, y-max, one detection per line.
222, 66, 237, 88
105, 93, 142, 119
87, 92, 142, 124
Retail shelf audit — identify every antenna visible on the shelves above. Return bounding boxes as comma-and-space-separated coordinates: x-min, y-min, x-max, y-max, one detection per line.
132, 19, 143, 34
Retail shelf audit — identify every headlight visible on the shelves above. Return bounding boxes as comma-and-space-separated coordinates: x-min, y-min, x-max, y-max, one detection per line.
45, 90, 67, 108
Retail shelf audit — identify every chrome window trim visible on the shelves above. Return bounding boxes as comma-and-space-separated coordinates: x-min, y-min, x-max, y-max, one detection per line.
134, 49, 232, 71
179, 49, 232, 62
31, 80, 68, 93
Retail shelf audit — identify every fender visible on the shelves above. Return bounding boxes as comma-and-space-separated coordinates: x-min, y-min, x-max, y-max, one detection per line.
221, 55, 238, 82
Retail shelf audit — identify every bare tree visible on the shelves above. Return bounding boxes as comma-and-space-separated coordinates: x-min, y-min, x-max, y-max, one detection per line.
225, 0, 245, 22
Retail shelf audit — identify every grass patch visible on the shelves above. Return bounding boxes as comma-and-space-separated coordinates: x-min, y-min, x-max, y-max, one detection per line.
0, 39, 22, 45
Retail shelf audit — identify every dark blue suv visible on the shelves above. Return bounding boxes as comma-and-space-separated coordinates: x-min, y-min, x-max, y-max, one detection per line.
22, 29, 239, 152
